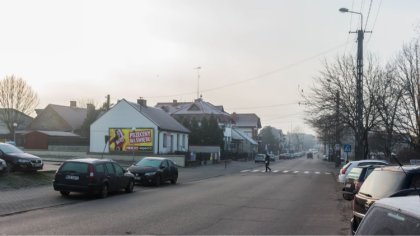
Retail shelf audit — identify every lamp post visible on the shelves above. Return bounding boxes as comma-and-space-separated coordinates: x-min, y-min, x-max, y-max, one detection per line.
13, 122, 18, 144
132, 127, 136, 162
339, 7, 367, 160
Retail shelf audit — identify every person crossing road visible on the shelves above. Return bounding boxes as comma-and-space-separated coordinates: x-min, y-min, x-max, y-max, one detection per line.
265, 153, 272, 172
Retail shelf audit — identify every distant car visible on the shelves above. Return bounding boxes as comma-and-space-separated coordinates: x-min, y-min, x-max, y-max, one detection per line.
0, 158, 7, 175
255, 154, 265, 163
128, 157, 178, 186
355, 196, 420, 235
342, 164, 386, 200
268, 154, 276, 162
350, 165, 420, 234
0, 143, 43, 172
306, 152, 313, 159
338, 160, 388, 183
53, 158, 135, 198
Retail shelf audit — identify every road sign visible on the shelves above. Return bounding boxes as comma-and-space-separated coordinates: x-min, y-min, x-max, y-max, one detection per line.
343, 144, 351, 153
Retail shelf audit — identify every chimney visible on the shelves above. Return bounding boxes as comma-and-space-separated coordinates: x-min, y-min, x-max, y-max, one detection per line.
87, 103, 95, 112
70, 101, 77, 108
232, 112, 238, 121
173, 99, 178, 105
137, 97, 147, 107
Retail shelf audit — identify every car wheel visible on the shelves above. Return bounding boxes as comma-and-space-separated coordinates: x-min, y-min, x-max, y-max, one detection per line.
98, 184, 108, 198
60, 191, 70, 196
125, 180, 134, 193
154, 175, 161, 187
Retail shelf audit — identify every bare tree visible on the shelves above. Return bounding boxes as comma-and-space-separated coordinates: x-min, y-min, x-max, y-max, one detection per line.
394, 40, 420, 149
303, 54, 382, 160
0, 75, 39, 136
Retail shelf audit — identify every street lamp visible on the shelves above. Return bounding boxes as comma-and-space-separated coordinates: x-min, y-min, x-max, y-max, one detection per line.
13, 122, 18, 144
339, 7, 366, 160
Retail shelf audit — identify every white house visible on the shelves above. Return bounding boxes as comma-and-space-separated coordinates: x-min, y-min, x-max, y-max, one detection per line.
90, 98, 190, 154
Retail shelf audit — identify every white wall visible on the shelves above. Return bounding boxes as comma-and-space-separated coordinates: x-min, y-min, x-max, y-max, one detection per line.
158, 131, 189, 154
90, 101, 157, 153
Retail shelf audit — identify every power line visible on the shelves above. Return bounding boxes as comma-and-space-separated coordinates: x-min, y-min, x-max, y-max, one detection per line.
364, 0, 374, 30
366, 0, 383, 44
227, 102, 298, 111
145, 41, 350, 99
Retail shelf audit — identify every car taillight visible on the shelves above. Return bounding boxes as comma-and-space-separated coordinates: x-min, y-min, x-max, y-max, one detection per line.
341, 166, 348, 175
88, 164, 95, 179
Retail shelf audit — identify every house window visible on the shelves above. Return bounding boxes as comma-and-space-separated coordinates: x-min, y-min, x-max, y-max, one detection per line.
163, 133, 168, 147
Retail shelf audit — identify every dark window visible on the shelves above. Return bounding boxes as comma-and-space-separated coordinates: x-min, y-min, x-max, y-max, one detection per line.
105, 163, 116, 174
409, 174, 420, 188
60, 162, 88, 174
357, 206, 420, 235
135, 158, 161, 168
95, 164, 105, 173
162, 160, 169, 168
359, 171, 405, 199
113, 163, 124, 176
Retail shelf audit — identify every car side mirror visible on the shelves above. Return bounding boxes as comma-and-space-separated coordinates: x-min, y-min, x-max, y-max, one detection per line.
160, 165, 165, 169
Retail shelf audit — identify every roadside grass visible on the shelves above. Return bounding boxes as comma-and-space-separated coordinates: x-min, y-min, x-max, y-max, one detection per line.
0, 171, 55, 190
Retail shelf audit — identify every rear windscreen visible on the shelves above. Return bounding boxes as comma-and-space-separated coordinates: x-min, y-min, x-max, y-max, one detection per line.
60, 162, 89, 174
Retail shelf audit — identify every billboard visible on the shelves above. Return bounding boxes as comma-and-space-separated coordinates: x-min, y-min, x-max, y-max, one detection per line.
109, 128, 154, 152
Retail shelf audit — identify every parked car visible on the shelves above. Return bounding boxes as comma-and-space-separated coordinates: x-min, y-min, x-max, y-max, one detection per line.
0, 158, 7, 175
128, 157, 178, 186
306, 152, 313, 159
0, 143, 43, 172
338, 159, 388, 183
355, 196, 420, 235
342, 164, 387, 200
53, 158, 134, 198
255, 154, 265, 163
350, 165, 420, 234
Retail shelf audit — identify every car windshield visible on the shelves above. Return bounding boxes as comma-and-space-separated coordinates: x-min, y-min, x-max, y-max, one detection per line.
359, 170, 406, 199
0, 144, 24, 154
135, 159, 162, 168
356, 205, 420, 235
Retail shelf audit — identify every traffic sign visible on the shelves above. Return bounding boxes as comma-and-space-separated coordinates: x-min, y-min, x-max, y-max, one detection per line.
343, 144, 351, 153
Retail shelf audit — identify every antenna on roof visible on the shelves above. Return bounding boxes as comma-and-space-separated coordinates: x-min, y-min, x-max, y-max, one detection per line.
391, 155, 407, 176
195, 66, 201, 99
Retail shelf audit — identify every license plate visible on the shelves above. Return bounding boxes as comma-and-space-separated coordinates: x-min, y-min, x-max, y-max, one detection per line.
33, 163, 42, 167
345, 183, 351, 188
135, 177, 141, 180
65, 175, 79, 180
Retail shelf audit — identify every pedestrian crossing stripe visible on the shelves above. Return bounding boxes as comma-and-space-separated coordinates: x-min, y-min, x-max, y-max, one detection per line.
240, 169, 332, 175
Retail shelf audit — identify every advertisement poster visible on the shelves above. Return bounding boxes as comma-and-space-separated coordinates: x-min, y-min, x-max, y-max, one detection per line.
109, 128, 154, 152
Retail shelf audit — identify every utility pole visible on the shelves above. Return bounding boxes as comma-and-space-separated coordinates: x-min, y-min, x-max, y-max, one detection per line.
335, 91, 341, 167
339, 8, 371, 160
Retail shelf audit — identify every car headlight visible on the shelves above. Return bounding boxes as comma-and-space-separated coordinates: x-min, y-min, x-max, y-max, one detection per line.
145, 172, 156, 176
17, 159, 30, 163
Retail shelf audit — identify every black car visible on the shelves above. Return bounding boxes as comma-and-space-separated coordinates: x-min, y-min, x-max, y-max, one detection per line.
342, 164, 387, 201
0, 143, 43, 172
350, 165, 420, 234
128, 157, 178, 186
0, 158, 7, 175
53, 158, 135, 198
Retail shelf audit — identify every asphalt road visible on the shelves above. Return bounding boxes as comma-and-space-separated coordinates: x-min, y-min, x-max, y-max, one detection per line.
0, 158, 351, 235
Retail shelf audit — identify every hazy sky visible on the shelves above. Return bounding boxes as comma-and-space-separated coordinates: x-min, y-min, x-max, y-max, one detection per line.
0, 0, 419, 135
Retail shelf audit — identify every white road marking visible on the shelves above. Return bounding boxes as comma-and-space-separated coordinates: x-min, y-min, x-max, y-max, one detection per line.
304, 171, 310, 174
293, 171, 299, 174
283, 170, 289, 173
315, 172, 320, 174
251, 170, 260, 173
240, 170, 251, 173
273, 170, 280, 173
325, 172, 331, 175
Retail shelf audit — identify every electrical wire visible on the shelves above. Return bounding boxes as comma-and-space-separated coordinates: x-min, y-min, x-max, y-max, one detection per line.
145, 41, 350, 99
226, 102, 298, 111
366, 0, 383, 44
364, 0, 374, 30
